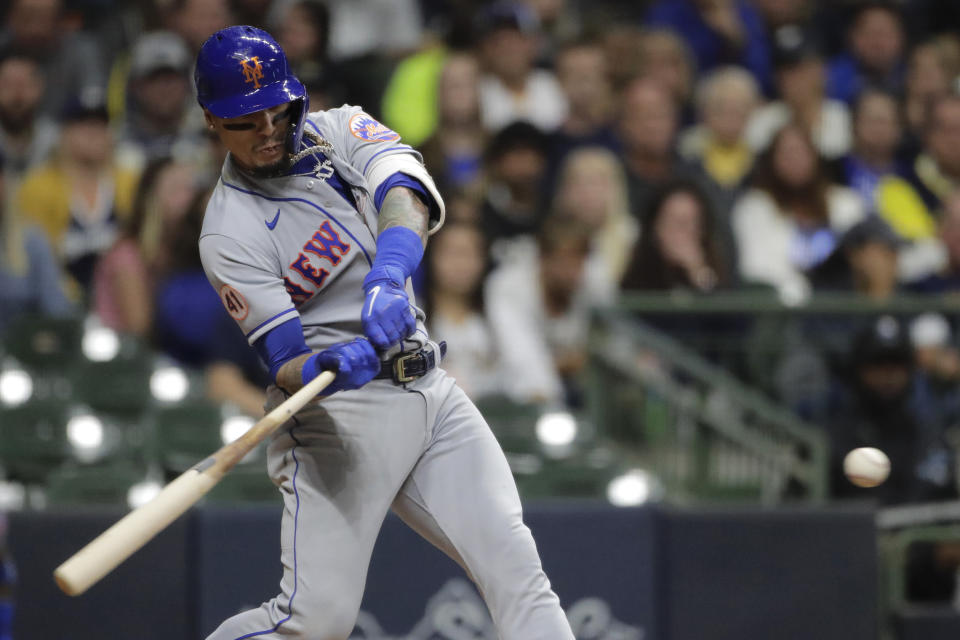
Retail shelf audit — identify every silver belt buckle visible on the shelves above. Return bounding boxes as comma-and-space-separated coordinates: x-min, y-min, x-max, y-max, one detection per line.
393, 352, 418, 383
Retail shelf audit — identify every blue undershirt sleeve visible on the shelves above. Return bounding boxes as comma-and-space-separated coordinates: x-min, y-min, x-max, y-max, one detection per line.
253, 316, 312, 382
373, 173, 438, 223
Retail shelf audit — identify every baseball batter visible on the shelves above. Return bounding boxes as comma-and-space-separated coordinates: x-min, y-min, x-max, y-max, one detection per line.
195, 27, 575, 640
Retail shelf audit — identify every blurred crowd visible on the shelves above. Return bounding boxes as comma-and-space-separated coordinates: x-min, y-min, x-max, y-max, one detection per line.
1, 0, 960, 507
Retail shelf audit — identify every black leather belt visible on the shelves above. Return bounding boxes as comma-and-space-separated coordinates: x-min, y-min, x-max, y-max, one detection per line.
375, 341, 446, 383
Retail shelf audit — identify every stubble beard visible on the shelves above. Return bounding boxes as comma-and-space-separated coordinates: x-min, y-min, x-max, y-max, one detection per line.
248, 151, 293, 178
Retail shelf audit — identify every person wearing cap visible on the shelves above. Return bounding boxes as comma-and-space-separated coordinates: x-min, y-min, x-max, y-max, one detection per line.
476, 1, 568, 133
0, 147, 73, 334
746, 25, 852, 160
116, 31, 206, 167
15, 94, 138, 295
809, 215, 903, 299
824, 315, 957, 505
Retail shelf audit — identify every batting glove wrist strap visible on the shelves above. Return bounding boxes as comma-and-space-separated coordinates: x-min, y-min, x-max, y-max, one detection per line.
364, 226, 423, 286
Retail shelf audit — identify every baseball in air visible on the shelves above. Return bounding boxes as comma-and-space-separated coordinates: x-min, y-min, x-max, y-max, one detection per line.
843, 447, 891, 488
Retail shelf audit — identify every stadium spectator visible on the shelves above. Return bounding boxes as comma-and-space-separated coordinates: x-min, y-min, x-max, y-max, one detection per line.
810, 216, 903, 300
636, 29, 697, 118
679, 66, 760, 196
747, 25, 852, 160
551, 147, 637, 287
621, 179, 731, 293
620, 179, 743, 372
826, 315, 957, 505
0, 51, 58, 183
751, 0, 813, 33
909, 312, 960, 393
423, 220, 502, 401
826, 2, 907, 105
909, 189, 960, 293
418, 52, 486, 194
617, 77, 699, 220
479, 120, 549, 258
324, 0, 423, 62
732, 123, 865, 301
911, 94, 960, 210
521, 0, 582, 66
168, 0, 234, 53
476, 1, 567, 132
840, 89, 943, 280
601, 26, 646, 96
0, 148, 71, 335
0, 0, 106, 119
546, 38, 618, 183
902, 37, 960, 157
644, 0, 773, 97
15, 95, 138, 296
485, 219, 614, 408
152, 190, 269, 418
92, 157, 200, 336
231, 0, 273, 30
115, 31, 202, 169
273, 0, 340, 111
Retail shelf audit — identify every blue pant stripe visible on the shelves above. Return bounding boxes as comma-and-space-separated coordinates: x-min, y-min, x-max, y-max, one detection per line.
232, 417, 304, 639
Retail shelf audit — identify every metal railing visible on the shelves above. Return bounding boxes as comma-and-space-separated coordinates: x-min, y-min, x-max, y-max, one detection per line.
588, 303, 830, 504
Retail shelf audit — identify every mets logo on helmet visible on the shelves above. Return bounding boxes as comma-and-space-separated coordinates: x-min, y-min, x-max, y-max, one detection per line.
349, 113, 400, 142
240, 56, 264, 88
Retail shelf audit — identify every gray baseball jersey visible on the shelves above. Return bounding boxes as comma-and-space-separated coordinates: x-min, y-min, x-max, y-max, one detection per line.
199, 107, 575, 640
200, 106, 434, 357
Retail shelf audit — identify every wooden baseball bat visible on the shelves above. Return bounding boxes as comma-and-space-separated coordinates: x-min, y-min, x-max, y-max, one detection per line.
53, 370, 336, 597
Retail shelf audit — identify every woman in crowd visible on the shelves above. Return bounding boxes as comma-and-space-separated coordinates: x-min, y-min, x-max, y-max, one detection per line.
622, 179, 731, 293
418, 52, 486, 195
92, 156, 200, 336
731, 123, 864, 301
151, 190, 268, 417
551, 146, 637, 288
422, 219, 501, 401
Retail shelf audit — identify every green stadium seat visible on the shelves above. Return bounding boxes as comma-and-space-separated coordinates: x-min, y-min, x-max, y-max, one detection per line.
205, 466, 278, 504
0, 400, 72, 483
2, 314, 83, 371
71, 350, 153, 415
45, 464, 144, 506
474, 395, 542, 454
150, 402, 228, 473
514, 456, 617, 500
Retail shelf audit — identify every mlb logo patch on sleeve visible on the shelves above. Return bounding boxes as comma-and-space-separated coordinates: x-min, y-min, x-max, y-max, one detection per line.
349, 112, 400, 142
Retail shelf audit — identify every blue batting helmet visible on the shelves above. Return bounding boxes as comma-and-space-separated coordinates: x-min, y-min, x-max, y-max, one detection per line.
195, 26, 308, 151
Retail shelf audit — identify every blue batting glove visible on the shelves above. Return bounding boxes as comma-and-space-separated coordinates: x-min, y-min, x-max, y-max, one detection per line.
361, 265, 416, 349
309, 338, 380, 395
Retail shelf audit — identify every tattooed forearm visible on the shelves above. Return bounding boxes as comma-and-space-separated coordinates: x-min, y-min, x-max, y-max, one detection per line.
378, 186, 429, 244
276, 352, 314, 394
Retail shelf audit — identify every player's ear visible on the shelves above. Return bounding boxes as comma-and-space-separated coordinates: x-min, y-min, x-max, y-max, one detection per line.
203, 109, 217, 131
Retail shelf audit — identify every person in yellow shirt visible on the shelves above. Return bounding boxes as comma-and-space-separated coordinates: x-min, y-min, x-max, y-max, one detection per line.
15, 96, 138, 297
679, 65, 760, 193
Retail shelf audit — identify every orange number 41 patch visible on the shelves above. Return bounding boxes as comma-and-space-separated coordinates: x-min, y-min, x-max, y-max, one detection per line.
219, 284, 250, 321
